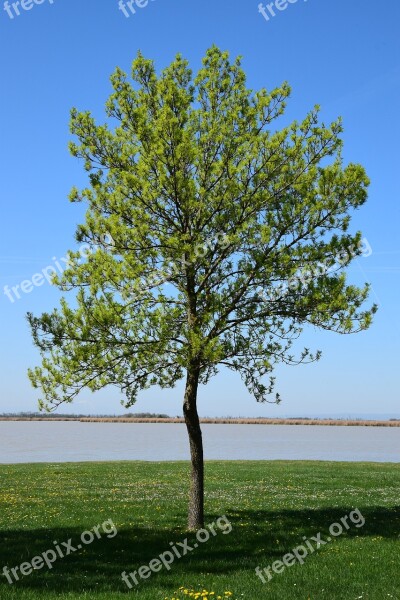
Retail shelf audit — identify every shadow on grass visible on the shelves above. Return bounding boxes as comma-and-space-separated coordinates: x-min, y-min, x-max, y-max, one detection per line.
0, 506, 399, 594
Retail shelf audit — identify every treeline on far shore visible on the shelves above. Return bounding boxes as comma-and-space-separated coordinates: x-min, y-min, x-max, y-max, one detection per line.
0, 412, 170, 420
1, 413, 400, 426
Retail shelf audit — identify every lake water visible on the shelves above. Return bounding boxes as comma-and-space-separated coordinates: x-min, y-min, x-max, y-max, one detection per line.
0, 422, 399, 463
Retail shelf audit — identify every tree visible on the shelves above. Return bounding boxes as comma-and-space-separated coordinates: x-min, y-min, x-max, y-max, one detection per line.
28, 46, 377, 529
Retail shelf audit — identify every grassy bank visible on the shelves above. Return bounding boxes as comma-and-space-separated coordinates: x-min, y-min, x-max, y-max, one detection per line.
1, 417, 400, 426
0, 461, 399, 599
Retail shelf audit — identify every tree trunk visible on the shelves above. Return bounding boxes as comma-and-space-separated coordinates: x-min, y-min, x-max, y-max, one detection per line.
183, 361, 204, 530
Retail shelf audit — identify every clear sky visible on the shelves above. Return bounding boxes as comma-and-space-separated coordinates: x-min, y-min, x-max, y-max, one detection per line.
0, 0, 399, 417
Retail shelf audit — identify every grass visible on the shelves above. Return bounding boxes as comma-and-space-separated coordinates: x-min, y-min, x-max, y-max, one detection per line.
0, 460, 399, 599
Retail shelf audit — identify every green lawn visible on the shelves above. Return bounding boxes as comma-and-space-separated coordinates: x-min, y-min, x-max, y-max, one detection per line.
0, 461, 399, 599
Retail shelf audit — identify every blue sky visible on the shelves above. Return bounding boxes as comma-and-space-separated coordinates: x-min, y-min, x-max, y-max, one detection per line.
0, 0, 399, 417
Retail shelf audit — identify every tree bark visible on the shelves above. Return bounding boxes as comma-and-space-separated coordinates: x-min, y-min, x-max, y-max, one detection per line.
183, 360, 204, 530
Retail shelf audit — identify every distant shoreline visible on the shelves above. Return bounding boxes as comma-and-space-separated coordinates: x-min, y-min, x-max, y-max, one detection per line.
1, 417, 399, 427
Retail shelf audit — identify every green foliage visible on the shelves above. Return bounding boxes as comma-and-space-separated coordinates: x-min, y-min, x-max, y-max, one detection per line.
28, 46, 376, 410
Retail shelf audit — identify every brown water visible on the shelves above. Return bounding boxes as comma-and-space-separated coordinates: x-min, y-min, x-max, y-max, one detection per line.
1, 422, 399, 463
